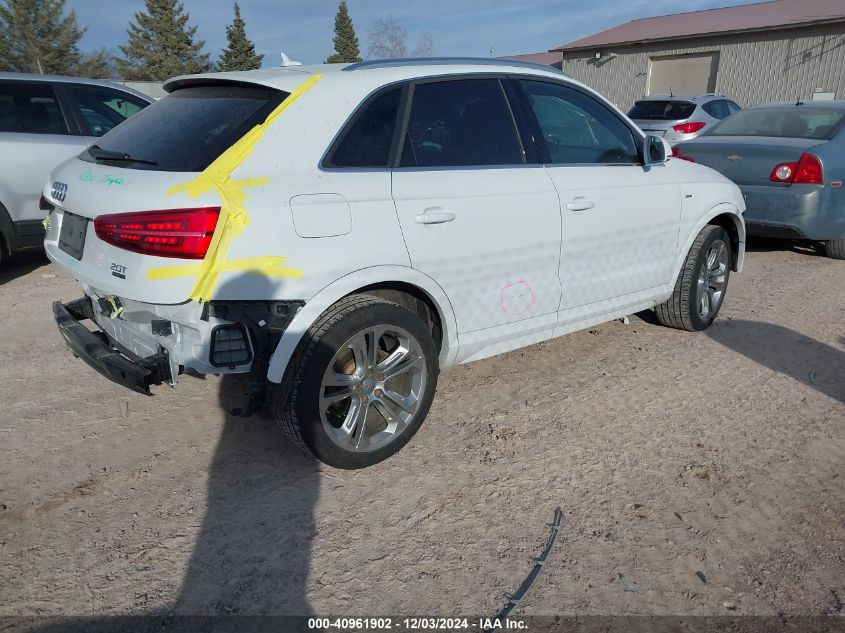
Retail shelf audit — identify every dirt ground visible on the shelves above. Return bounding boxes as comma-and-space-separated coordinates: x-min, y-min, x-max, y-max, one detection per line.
1, 240, 843, 620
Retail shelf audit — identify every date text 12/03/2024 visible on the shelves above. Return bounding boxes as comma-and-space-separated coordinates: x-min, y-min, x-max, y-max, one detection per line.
307, 617, 528, 630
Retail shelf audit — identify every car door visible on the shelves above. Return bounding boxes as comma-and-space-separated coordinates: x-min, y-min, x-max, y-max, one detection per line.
514, 78, 681, 316
0, 80, 87, 226
391, 77, 562, 334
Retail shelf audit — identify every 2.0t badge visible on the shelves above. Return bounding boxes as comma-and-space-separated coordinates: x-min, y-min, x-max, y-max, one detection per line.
110, 263, 127, 279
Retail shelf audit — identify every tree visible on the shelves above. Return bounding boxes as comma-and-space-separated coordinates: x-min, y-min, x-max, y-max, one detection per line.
118, 0, 210, 81
218, 2, 263, 71
0, 0, 83, 74
367, 15, 433, 59
71, 48, 117, 79
325, 0, 361, 64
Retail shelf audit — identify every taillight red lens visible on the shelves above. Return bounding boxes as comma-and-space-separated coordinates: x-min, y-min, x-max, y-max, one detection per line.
672, 121, 706, 135
671, 146, 696, 162
94, 207, 220, 259
794, 152, 823, 184
770, 153, 823, 185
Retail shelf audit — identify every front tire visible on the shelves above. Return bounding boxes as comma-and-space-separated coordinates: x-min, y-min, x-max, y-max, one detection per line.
655, 225, 732, 331
273, 295, 439, 469
824, 239, 845, 260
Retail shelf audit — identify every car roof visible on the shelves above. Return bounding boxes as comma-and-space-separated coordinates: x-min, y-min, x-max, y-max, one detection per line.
0, 72, 154, 102
164, 57, 569, 93
749, 100, 845, 109
636, 94, 725, 103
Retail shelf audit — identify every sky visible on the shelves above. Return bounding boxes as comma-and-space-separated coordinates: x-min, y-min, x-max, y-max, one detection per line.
72, 0, 763, 66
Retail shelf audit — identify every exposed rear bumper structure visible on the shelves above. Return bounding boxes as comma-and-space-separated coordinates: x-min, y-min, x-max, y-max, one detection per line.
53, 298, 171, 396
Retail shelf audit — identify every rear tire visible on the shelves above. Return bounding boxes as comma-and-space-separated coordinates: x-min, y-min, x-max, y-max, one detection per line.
824, 239, 845, 260
655, 225, 732, 331
272, 295, 439, 469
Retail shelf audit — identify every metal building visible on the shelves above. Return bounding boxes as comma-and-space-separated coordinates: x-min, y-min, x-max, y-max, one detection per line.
547, 0, 845, 110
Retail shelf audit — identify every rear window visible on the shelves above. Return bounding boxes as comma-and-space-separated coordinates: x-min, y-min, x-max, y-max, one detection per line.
627, 100, 696, 120
80, 84, 286, 171
708, 107, 845, 140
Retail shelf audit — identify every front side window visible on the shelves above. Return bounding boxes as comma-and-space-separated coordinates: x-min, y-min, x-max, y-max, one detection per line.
521, 80, 639, 165
327, 86, 402, 167
0, 82, 68, 134
400, 78, 523, 168
70, 86, 148, 137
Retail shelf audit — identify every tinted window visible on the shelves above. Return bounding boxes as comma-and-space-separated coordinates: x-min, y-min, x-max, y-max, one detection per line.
70, 85, 148, 137
81, 85, 286, 172
0, 82, 68, 134
328, 87, 401, 167
709, 107, 845, 140
726, 101, 741, 115
627, 100, 696, 120
702, 100, 730, 120
521, 80, 639, 164
400, 79, 523, 168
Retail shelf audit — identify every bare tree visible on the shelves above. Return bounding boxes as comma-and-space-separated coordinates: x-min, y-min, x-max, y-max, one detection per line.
367, 15, 433, 59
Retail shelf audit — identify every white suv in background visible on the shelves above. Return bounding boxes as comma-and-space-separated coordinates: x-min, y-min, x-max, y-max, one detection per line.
44, 59, 745, 468
0, 74, 151, 265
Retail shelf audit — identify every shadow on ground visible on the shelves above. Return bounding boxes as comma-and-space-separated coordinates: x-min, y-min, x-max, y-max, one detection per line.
0, 249, 50, 285
744, 236, 826, 258
706, 319, 845, 404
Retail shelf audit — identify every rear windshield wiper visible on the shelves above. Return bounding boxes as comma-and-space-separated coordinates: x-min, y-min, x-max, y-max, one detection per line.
87, 145, 158, 167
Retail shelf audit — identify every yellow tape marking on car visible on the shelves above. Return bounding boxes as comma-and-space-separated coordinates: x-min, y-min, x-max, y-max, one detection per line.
146, 73, 322, 301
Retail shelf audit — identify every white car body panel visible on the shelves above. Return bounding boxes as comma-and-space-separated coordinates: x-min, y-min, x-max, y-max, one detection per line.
43, 61, 745, 392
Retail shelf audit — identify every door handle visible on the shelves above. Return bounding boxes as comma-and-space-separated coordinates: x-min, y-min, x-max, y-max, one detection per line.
566, 198, 595, 212
414, 210, 456, 225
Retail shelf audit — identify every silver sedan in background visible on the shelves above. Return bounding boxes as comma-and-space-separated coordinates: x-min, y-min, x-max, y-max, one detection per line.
673, 101, 845, 259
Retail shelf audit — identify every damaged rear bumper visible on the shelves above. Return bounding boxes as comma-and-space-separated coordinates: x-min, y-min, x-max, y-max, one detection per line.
53, 298, 171, 396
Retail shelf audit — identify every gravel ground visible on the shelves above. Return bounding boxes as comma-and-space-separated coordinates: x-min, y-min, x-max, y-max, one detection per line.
0, 240, 843, 620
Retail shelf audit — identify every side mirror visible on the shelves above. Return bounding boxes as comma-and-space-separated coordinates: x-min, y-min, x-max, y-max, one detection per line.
645, 134, 671, 164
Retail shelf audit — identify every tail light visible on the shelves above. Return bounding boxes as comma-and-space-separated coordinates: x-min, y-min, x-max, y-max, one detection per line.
672, 122, 706, 135
671, 146, 696, 162
769, 153, 823, 185
39, 194, 55, 211
94, 207, 220, 259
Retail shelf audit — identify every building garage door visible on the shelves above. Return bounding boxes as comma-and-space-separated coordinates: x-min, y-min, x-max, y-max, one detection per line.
648, 52, 719, 95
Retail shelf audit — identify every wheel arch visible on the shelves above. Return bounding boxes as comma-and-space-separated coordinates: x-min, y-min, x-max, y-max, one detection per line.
266, 266, 459, 383
672, 203, 745, 287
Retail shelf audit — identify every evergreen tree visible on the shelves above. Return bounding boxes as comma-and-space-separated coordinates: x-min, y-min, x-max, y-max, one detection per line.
72, 48, 116, 79
217, 2, 263, 71
0, 0, 83, 74
117, 0, 210, 81
325, 0, 361, 64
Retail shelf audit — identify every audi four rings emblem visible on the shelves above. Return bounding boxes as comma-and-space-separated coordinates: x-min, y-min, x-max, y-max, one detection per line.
51, 181, 68, 202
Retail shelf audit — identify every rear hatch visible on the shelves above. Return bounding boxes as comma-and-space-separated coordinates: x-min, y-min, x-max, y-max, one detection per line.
44, 82, 289, 305
628, 99, 697, 135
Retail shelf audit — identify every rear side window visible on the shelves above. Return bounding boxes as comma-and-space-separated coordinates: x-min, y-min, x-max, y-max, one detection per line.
0, 82, 68, 134
709, 107, 845, 140
400, 79, 523, 168
69, 85, 148, 137
326, 86, 402, 167
81, 84, 286, 171
702, 100, 730, 120
627, 100, 696, 120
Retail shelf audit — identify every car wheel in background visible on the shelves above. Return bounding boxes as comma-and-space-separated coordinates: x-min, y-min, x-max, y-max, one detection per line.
655, 225, 732, 331
824, 239, 845, 260
273, 295, 439, 469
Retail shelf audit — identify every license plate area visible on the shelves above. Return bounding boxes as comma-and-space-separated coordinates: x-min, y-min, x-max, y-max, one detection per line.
59, 211, 87, 260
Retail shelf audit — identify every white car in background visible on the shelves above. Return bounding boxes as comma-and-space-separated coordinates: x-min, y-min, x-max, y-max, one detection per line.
0, 73, 151, 265
43, 59, 745, 468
